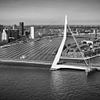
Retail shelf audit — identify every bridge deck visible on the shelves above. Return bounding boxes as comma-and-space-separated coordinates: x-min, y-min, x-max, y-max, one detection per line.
0, 37, 62, 64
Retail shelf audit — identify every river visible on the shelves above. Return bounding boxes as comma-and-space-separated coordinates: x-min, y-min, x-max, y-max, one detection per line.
0, 65, 100, 100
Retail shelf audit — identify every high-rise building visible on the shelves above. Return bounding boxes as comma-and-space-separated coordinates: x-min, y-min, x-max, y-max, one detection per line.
0, 25, 3, 32
1, 29, 8, 41
30, 27, 34, 39
12, 24, 17, 30
19, 22, 24, 36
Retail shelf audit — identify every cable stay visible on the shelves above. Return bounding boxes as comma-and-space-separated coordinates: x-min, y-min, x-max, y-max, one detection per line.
51, 15, 95, 73
67, 25, 89, 67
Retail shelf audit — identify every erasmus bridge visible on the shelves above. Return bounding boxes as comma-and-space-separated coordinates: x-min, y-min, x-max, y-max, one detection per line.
0, 16, 100, 74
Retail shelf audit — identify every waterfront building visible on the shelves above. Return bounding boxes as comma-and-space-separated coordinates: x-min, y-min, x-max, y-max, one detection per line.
12, 24, 17, 30
7, 29, 19, 42
1, 29, 8, 41
0, 28, 20, 44
0, 25, 3, 32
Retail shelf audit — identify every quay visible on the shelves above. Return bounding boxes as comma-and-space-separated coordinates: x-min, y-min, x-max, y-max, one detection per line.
0, 57, 100, 72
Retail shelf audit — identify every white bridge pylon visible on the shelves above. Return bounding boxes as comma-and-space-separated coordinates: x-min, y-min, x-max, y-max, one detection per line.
50, 15, 67, 70
50, 15, 91, 71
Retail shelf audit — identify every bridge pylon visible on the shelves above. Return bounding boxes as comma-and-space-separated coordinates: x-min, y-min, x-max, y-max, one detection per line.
50, 15, 68, 70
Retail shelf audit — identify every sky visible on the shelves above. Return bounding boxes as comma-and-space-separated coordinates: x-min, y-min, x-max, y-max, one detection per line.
0, 0, 100, 25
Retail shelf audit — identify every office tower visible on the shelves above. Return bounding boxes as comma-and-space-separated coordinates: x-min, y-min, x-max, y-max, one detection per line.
19, 22, 24, 36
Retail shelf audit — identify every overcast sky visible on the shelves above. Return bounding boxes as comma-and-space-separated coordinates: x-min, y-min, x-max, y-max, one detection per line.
0, 0, 100, 25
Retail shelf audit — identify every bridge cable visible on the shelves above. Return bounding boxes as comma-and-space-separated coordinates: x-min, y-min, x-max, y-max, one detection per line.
67, 25, 89, 67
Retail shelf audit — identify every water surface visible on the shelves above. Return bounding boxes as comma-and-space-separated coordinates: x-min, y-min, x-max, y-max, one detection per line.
0, 65, 100, 100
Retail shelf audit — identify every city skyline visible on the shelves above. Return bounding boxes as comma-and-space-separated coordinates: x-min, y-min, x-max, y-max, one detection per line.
0, 0, 100, 25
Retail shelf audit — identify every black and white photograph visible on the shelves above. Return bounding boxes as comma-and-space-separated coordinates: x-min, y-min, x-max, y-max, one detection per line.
0, 0, 100, 100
